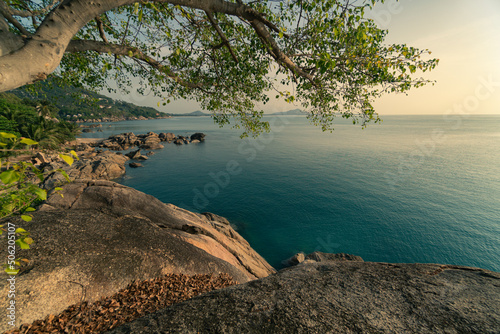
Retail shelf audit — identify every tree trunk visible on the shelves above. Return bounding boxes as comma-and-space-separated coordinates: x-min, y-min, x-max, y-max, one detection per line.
0, 0, 305, 92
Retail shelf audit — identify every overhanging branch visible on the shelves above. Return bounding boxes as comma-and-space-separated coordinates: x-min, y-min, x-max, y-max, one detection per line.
0, 0, 30, 35
66, 39, 206, 91
205, 11, 238, 63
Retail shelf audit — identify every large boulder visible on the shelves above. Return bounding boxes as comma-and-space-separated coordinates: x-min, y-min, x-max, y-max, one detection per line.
109, 258, 500, 334
124, 148, 141, 159
190, 132, 206, 142
165, 132, 176, 142
42, 151, 129, 189
139, 135, 164, 150
0, 181, 274, 331
129, 162, 143, 168
139, 142, 164, 150
159, 132, 176, 142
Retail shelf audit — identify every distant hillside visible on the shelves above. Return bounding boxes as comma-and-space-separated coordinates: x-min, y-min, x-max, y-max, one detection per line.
168, 110, 210, 117
12, 80, 166, 121
269, 109, 306, 116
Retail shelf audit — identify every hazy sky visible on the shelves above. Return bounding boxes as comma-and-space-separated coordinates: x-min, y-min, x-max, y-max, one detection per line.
109, 0, 500, 116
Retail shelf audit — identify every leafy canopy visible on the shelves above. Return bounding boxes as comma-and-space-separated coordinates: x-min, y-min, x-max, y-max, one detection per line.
3, 0, 438, 136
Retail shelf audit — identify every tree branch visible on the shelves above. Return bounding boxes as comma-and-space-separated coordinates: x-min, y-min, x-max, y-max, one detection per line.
6, 0, 60, 18
95, 16, 108, 43
66, 39, 206, 91
0, 0, 30, 35
0, 0, 310, 92
205, 11, 238, 63
248, 18, 315, 85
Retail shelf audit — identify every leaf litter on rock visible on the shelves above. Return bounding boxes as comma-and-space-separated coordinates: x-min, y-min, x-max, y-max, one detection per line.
5, 273, 235, 334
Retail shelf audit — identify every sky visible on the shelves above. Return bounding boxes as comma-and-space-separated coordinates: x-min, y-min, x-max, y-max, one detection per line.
107, 0, 500, 116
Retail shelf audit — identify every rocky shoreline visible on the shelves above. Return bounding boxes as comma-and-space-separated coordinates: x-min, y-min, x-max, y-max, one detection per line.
1, 132, 499, 333
31, 131, 206, 187
0, 180, 274, 332
94, 131, 206, 151
77, 115, 171, 124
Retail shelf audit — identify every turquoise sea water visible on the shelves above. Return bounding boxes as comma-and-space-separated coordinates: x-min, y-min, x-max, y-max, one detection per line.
81, 115, 500, 271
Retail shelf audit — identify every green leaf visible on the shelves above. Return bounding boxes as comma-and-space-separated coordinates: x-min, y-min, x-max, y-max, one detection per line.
59, 154, 74, 166
0, 170, 21, 184
15, 239, 30, 249
15, 228, 27, 234
21, 215, 32, 222
20, 138, 38, 146
0, 132, 17, 139
34, 187, 47, 201
54, 187, 63, 191
70, 150, 79, 160
25, 207, 36, 212
5, 268, 19, 275
57, 169, 70, 182
24, 237, 34, 244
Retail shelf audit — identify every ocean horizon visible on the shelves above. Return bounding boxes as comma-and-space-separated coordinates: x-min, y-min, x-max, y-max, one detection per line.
81, 114, 500, 272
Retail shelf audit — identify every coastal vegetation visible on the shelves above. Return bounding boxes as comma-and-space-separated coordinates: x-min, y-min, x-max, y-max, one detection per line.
0, 0, 438, 137
0, 92, 79, 150
9, 2, 498, 333
11, 79, 165, 121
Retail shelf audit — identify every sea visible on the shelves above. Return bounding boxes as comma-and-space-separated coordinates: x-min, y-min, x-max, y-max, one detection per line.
80, 115, 500, 272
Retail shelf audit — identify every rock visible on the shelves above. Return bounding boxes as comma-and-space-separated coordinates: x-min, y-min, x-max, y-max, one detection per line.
125, 149, 142, 159
281, 252, 305, 267
165, 132, 176, 142
0, 181, 274, 331
35, 152, 49, 164
191, 139, 200, 143
158, 133, 168, 141
139, 142, 164, 150
202, 212, 230, 226
98, 139, 123, 151
304, 251, 363, 263
136, 155, 148, 161
190, 132, 206, 142
173, 139, 184, 145
95, 132, 193, 150
146, 151, 155, 156
74, 142, 92, 152
42, 151, 129, 189
81, 128, 93, 133
109, 259, 500, 334
129, 162, 143, 168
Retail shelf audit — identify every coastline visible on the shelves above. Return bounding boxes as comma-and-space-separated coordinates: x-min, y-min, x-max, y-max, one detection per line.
1, 127, 499, 333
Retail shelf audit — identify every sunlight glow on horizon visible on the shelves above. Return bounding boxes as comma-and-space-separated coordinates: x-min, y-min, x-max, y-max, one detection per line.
108, 0, 500, 116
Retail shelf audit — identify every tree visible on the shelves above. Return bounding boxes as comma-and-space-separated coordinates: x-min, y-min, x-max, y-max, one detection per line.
0, 0, 439, 136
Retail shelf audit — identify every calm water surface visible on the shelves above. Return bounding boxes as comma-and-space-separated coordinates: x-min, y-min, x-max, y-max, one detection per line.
81, 115, 500, 271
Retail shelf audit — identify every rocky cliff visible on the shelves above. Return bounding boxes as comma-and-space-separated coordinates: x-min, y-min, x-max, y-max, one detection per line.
0, 180, 274, 331
109, 255, 500, 333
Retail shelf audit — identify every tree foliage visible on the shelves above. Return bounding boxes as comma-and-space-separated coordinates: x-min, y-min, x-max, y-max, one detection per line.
0, 132, 76, 274
0, 0, 439, 136
12, 79, 165, 121
0, 93, 80, 149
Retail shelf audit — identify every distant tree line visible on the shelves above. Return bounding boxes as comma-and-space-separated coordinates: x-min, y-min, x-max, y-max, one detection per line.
12, 79, 163, 121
